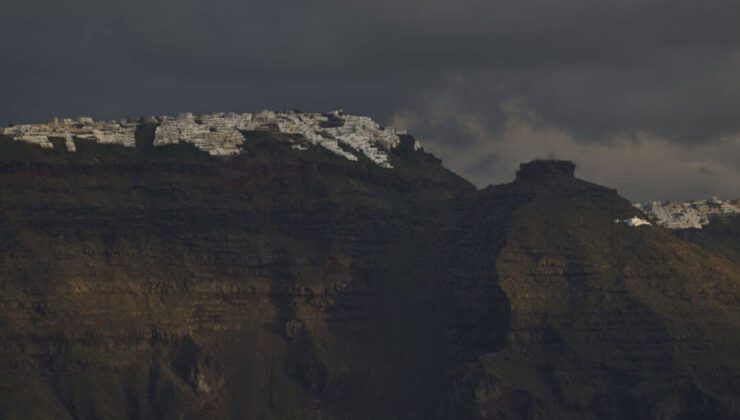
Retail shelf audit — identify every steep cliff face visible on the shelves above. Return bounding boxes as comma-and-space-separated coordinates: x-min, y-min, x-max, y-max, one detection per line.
437, 162, 740, 418
0, 126, 472, 419
1, 125, 740, 419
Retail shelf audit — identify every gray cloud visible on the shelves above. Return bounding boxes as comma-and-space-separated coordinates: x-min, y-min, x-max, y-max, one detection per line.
392, 96, 740, 201
1, 0, 739, 199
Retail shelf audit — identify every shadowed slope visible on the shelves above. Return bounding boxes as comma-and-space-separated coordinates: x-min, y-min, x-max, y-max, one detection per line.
439, 161, 740, 418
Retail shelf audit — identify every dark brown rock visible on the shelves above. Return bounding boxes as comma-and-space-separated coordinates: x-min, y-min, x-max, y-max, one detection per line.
515, 159, 576, 183
1, 134, 740, 419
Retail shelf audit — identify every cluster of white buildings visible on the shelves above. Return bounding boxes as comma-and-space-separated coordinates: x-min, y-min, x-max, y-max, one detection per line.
2, 110, 413, 169
244, 110, 404, 168
153, 112, 250, 156
1, 117, 137, 152
634, 198, 740, 229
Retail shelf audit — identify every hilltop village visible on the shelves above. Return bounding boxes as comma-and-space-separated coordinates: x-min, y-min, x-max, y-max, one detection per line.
1, 110, 415, 168
2, 116, 136, 152
4, 112, 739, 230
635, 198, 740, 229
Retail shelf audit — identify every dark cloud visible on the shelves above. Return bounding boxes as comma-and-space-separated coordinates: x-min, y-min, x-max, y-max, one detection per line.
1, 0, 739, 199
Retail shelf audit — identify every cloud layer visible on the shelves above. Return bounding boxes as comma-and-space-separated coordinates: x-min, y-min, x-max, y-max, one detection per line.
393, 96, 740, 201
1, 0, 739, 199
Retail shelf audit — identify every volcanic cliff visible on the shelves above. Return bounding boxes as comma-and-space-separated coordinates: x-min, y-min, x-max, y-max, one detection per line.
1, 113, 740, 419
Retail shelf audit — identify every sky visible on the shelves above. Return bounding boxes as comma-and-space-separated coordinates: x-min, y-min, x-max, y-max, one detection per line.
1, 0, 739, 201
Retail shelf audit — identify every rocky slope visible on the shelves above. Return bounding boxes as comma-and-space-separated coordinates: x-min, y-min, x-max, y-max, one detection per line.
435, 161, 740, 418
1, 115, 740, 419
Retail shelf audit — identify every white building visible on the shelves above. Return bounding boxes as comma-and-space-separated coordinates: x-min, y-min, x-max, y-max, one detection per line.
2, 111, 418, 169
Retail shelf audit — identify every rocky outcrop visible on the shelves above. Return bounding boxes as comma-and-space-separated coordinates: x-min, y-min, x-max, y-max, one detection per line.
411, 160, 740, 418
515, 159, 576, 183
434, 160, 740, 418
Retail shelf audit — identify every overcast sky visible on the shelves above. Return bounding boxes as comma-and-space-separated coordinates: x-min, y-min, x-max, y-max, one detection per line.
2, 0, 739, 200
